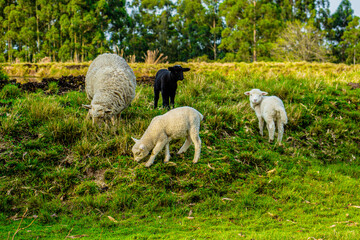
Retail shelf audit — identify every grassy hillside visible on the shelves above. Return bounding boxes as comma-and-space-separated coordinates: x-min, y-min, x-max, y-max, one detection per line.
0, 62, 360, 239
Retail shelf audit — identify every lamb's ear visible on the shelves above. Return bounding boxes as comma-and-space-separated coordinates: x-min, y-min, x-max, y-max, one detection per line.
131, 137, 139, 143
168, 67, 174, 71
182, 68, 190, 72
82, 104, 92, 109
244, 91, 251, 96
261, 92, 268, 96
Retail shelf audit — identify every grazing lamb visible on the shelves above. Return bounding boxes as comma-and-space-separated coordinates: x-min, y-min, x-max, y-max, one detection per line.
83, 53, 136, 125
154, 65, 190, 109
244, 89, 288, 144
131, 106, 203, 167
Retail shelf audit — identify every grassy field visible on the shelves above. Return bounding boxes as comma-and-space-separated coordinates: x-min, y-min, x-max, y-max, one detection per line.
0, 62, 360, 239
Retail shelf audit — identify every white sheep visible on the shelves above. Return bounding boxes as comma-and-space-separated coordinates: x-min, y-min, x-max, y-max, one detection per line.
131, 106, 203, 167
83, 53, 136, 125
244, 89, 288, 144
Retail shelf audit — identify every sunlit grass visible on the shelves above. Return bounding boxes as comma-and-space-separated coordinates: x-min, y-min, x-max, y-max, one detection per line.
0, 62, 359, 239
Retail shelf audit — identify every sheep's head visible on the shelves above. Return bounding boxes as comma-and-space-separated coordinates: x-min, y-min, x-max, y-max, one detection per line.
168, 65, 190, 81
131, 137, 150, 162
83, 104, 112, 125
244, 89, 268, 105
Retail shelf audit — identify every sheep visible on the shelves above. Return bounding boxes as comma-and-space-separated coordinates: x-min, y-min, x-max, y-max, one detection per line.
244, 89, 288, 144
83, 53, 136, 125
131, 106, 203, 167
154, 65, 190, 109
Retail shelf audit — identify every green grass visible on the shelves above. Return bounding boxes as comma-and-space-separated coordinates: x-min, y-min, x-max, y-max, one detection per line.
0, 63, 360, 239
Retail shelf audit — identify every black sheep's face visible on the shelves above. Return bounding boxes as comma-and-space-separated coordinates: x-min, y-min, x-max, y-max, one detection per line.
168, 65, 190, 81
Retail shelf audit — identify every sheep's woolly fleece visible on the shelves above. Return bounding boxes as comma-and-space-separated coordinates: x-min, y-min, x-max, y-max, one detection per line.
132, 106, 203, 167
245, 89, 287, 143
85, 53, 136, 122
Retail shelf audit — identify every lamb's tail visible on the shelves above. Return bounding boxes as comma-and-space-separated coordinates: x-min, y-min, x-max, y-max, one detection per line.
277, 107, 288, 124
198, 112, 204, 121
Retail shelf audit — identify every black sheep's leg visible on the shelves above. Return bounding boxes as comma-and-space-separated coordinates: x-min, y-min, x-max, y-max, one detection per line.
162, 92, 170, 109
154, 89, 160, 109
170, 93, 175, 108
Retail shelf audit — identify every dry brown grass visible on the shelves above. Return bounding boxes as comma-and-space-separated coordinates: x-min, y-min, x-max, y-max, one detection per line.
143, 49, 168, 64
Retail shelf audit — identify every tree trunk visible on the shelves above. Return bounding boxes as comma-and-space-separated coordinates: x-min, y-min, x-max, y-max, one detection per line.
74, 33, 78, 62
213, 18, 217, 60
253, 0, 257, 62
354, 48, 356, 65
36, 1, 40, 53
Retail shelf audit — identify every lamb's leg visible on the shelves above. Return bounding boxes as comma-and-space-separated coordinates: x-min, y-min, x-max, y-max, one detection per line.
258, 117, 264, 136
145, 140, 167, 167
111, 116, 116, 126
154, 89, 160, 109
164, 143, 171, 163
162, 92, 170, 109
189, 128, 201, 164
267, 120, 275, 142
170, 93, 176, 108
178, 136, 192, 154
277, 119, 284, 144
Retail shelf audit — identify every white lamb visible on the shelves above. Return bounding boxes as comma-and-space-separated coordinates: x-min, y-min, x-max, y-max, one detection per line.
244, 89, 288, 144
83, 53, 136, 125
131, 106, 203, 167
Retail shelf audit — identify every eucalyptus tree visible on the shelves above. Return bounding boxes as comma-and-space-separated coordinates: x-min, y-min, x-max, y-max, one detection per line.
175, 0, 209, 61
203, 0, 223, 60
327, 0, 354, 62
219, 0, 282, 62
131, 0, 178, 61
341, 16, 360, 64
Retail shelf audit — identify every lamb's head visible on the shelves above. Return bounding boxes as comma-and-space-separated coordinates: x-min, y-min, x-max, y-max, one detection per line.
168, 65, 190, 81
244, 89, 268, 105
83, 104, 112, 125
131, 137, 150, 162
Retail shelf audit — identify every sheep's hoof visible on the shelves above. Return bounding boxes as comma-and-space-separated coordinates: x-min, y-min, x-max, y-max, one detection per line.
269, 139, 274, 143
192, 160, 198, 164
145, 163, 152, 167
165, 161, 177, 166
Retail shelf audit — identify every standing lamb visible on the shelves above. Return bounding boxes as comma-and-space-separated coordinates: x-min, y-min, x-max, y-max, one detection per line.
131, 106, 203, 167
83, 53, 136, 125
244, 89, 288, 144
154, 65, 190, 109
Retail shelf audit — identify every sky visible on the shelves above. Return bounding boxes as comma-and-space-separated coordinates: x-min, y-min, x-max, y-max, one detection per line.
329, 0, 360, 16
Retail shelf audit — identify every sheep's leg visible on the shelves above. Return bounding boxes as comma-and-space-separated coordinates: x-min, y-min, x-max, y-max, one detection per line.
267, 120, 275, 142
145, 140, 167, 167
178, 136, 192, 154
164, 143, 171, 163
162, 92, 170, 109
189, 128, 201, 164
170, 93, 175, 108
111, 116, 116, 126
258, 117, 264, 136
154, 90, 160, 109
277, 119, 284, 144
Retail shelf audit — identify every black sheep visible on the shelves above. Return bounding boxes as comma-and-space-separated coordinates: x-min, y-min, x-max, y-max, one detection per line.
154, 65, 190, 109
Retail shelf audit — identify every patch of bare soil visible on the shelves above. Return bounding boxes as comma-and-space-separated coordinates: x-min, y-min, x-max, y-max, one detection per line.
0, 75, 155, 94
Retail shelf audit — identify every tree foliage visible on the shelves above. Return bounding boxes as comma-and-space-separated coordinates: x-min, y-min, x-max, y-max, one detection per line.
0, 0, 358, 63
272, 21, 328, 62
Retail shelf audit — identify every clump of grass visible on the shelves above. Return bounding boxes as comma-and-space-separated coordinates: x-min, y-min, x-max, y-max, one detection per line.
0, 84, 22, 99
47, 81, 59, 94
143, 49, 168, 64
